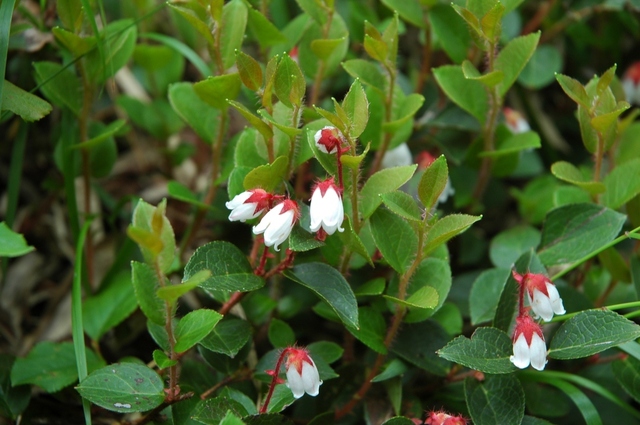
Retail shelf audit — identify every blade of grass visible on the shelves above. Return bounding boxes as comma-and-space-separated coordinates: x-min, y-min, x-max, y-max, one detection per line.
141, 32, 212, 77
0, 0, 18, 110
61, 109, 81, 247
521, 371, 603, 425
79, 0, 106, 82
73, 217, 95, 425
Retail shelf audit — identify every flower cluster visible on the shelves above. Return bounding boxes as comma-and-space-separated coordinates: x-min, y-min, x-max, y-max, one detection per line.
424, 410, 467, 425
225, 126, 349, 251
509, 271, 565, 371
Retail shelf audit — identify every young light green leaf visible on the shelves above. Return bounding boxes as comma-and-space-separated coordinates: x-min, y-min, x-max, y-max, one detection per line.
469, 269, 511, 325
451, 4, 482, 36
11, 342, 104, 393
0, 222, 34, 257
311, 37, 346, 60
360, 165, 417, 219
494, 32, 540, 96
461, 61, 504, 88
243, 155, 288, 192
424, 214, 482, 255
537, 203, 626, 266
1, 80, 52, 122
131, 199, 175, 274
603, 158, 640, 209
57, 0, 82, 31
220, 0, 248, 71
556, 73, 590, 108
381, 0, 425, 28
33, 61, 82, 115
340, 142, 370, 170
156, 270, 212, 304
380, 191, 423, 222
168, 82, 219, 142
194, 73, 242, 109
228, 100, 274, 142
550, 161, 605, 195
364, 34, 388, 63
478, 131, 541, 158
274, 54, 305, 108
590, 101, 630, 134
246, 6, 287, 47
433, 65, 488, 124
382, 93, 425, 133
76, 363, 164, 413
184, 241, 264, 295
342, 79, 369, 139
167, 2, 216, 47
549, 310, 640, 359
438, 327, 516, 374
284, 262, 359, 329
384, 286, 439, 310
152, 350, 177, 369
465, 374, 525, 425
342, 59, 387, 93
596, 64, 617, 97
418, 155, 448, 211
131, 261, 165, 325
370, 208, 418, 274
175, 309, 223, 353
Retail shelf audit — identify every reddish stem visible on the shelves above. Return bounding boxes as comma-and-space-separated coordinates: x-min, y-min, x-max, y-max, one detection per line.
260, 348, 292, 414
219, 292, 247, 316
264, 249, 296, 279
255, 246, 270, 277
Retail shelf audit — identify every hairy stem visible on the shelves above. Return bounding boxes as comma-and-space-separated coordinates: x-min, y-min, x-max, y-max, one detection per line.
260, 348, 292, 414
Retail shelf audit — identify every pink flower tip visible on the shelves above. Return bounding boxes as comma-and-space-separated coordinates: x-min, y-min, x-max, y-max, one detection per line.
314, 126, 345, 154
425, 410, 468, 425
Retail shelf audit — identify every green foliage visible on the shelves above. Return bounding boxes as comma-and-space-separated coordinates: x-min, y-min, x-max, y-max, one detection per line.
7, 0, 640, 423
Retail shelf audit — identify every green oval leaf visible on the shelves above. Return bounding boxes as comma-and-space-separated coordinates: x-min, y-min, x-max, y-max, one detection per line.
76, 363, 164, 413
284, 262, 359, 329
465, 374, 525, 425
360, 165, 417, 219
175, 309, 223, 353
550, 161, 605, 195
437, 327, 517, 374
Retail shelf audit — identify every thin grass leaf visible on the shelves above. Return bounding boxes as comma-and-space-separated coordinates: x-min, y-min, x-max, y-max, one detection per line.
61, 109, 80, 246
141, 32, 211, 77
0, 0, 17, 111
73, 218, 94, 425
80, 0, 106, 83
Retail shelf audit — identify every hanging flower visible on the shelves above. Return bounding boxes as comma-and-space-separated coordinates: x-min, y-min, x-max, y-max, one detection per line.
309, 178, 344, 236
513, 271, 566, 322
225, 189, 272, 222
252, 199, 299, 251
285, 347, 322, 399
381, 143, 413, 169
314, 126, 345, 154
622, 61, 640, 105
503, 107, 531, 134
425, 410, 468, 425
510, 314, 547, 371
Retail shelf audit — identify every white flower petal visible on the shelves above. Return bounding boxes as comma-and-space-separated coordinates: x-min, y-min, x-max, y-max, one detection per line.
529, 333, 548, 371
510, 333, 531, 369
228, 202, 260, 222
381, 143, 412, 169
263, 210, 294, 251
530, 289, 554, 322
309, 189, 325, 232
301, 360, 322, 396
545, 282, 566, 316
253, 204, 283, 235
286, 367, 306, 399
225, 191, 252, 210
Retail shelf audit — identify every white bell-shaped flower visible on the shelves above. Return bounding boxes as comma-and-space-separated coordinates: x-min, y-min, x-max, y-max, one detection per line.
285, 348, 322, 398
225, 189, 272, 222
510, 315, 548, 371
252, 199, 298, 251
309, 178, 344, 236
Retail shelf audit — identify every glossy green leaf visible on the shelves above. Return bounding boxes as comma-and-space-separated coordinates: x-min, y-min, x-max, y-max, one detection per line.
284, 262, 359, 329
480, 3, 505, 41
194, 73, 242, 109
274, 54, 305, 108
168, 2, 216, 47
469, 268, 511, 325
462, 60, 504, 88
430, 4, 471, 64
11, 342, 104, 393
152, 350, 176, 369
438, 327, 516, 373
465, 374, 525, 425
384, 286, 439, 310
199, 318, 252, 357
391, 321, 451, 376
268, 318, 295, 348
550, 161, 605, 195
192, 397, 249, 424
175, 309, 223, 353
0, 222, 34, 257
294, 0, 327, 26
381, 0, 424, 28
418, 155, 449, 211
246, 6, 287, 47
433, 65, 488, 124
76, 363, 164, 413
228, 100, 274, 142
612, 356, 640, 403
310, 37, 346, 60
537, 203, 626, 266
549, 310, 640, 359
370, 208, 418, 273
424, 214, 482, 255
603, 158, 640, 209
339, 215, 373, 266
360, 165, 417, 219
371, 359, 408, 383
243, 155, 288, 192
169, 82, 219, 142
184, 241, 264, 295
